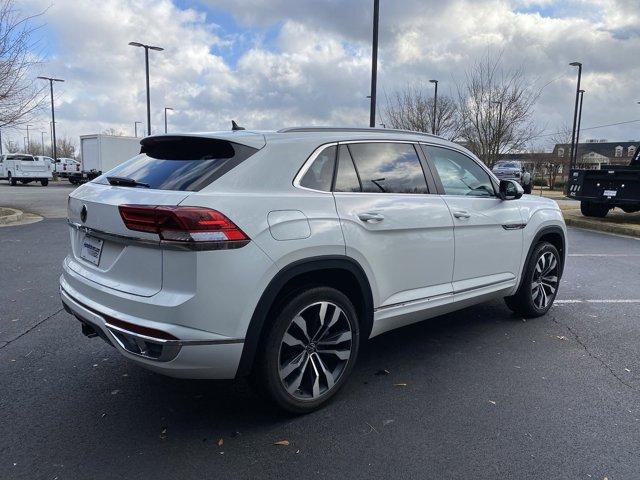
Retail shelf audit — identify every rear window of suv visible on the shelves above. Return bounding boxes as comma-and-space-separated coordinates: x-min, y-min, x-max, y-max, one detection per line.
93, 137, 258, 191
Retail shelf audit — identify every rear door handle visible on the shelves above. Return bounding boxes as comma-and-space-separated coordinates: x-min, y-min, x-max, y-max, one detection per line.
453, 210, 471, 219
357, 212, 385, 223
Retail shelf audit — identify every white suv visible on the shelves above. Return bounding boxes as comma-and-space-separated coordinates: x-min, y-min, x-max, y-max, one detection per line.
60, 127, 566, 413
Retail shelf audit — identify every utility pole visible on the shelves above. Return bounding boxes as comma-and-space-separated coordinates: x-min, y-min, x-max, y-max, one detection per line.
369, 0, 379, 128
37, 76, 65, 162
429, 79, 438, 134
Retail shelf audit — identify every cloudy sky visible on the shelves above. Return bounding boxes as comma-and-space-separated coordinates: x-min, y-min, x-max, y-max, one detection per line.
10, 0, 640, 152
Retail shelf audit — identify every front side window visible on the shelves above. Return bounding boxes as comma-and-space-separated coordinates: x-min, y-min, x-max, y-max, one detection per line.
422, 145, 495, 197
299, 145, 336, 191
347, 142, 428, 194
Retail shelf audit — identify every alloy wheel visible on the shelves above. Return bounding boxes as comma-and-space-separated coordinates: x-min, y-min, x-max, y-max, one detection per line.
531, 251, 559, 309
278, 301, 353, 400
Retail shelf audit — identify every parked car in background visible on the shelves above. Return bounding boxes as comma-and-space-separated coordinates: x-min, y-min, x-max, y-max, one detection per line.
0, 153, 52, 186
60, 127, 566, 413
492, 160, 532, 194
55, 157, 81, 179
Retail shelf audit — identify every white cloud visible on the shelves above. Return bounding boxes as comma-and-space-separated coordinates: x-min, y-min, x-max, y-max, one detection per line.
8, 0, 640, 154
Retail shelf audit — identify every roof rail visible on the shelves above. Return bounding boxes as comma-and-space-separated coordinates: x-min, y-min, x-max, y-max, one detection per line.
277, 126, 439, 138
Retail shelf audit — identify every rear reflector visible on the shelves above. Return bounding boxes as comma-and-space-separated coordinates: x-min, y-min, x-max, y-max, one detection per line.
118, 205, 249, 247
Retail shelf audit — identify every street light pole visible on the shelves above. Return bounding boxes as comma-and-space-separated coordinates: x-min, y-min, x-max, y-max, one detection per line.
574, 89, 585, 169
491, 100, 503, 163
41, 131, 46, 156
164, 107, 173, 133
37, 76, 65, 162
429, 80, 438, 134
129, 42, 164, 136
369, 0, 379, 128
134, 121, 142, 137
26, 124, 32, 148
568, 62, 582, 172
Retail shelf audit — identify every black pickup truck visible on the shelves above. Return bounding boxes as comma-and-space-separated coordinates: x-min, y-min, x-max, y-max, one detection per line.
566, 150, 640, 217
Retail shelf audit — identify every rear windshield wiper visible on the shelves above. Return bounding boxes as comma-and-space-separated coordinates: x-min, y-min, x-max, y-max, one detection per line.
107, 176, 150, 188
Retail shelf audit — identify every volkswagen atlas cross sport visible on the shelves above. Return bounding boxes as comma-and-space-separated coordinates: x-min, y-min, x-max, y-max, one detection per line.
60, 127, 567, 413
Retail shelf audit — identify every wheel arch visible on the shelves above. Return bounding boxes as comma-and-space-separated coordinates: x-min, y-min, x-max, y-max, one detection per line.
519, 225, 566, 291
236, 255, 374, 377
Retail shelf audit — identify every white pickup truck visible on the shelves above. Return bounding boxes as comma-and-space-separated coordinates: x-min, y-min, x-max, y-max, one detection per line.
0, 153, 53, 186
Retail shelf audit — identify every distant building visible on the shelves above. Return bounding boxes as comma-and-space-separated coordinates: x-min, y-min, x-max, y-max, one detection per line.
551, 139, 638, 170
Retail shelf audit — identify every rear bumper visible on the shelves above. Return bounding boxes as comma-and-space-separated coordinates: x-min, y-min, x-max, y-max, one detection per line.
59, 277, 244, 379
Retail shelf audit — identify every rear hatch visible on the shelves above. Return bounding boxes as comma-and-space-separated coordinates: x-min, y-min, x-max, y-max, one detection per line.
66, 134, 262, 297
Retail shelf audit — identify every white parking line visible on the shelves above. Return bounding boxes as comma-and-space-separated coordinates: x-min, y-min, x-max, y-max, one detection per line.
568, 254, 640, 257
555, 299, 640, 304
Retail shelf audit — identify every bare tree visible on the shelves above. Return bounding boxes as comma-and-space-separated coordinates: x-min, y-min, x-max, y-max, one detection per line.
456, 52, 541, 168
0, 0, 46, 128
102, 127, 125, 136
383, 84, 461, 140
52, 135, 76, 158
3, 138, 18, 152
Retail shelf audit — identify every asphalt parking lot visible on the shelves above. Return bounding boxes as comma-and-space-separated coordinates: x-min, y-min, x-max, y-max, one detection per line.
2, 183, 640, 479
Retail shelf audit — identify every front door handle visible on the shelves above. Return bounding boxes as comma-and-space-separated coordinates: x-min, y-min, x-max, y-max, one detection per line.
357, 212, 385, 223
453, 210, 471, 219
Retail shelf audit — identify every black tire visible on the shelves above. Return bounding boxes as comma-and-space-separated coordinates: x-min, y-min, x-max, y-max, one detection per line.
253, 287, 360, 414
505, 242, 561, 318
580, 201, 609, 218
40, 179, 49, 186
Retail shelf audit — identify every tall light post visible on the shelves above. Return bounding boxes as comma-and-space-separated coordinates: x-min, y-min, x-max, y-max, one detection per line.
26, 124, 32, 147
37, 76, 65, 162
164, 107, 173, 134
429, 80, 438, 134
134, 121, 142, 137
568, 62, 582, 172
369, 0, 379, 128
491, 100, 503, 164
129, 42, 164, 136
41, 131, 47, 156
574, 89, 585, 169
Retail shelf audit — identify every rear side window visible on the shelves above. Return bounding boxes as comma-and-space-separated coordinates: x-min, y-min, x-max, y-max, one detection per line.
93, 137, 258, 191
347, 142, 428, 194
299, 145, 336, 191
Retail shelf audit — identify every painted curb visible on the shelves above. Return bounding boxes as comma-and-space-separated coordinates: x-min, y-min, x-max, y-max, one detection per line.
0, 207, 24, 225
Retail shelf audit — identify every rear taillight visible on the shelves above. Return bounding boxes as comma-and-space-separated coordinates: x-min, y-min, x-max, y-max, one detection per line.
118, 204, 249, 247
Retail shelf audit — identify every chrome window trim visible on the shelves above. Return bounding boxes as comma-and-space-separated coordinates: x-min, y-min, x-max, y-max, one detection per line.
293, 139, 432, 195
292, 142, 338, 193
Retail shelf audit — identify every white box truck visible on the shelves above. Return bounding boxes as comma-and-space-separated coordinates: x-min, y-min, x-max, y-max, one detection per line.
69, 134, 141, 184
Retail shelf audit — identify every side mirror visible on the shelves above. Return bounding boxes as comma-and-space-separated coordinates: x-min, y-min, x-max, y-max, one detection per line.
499, 179, 524, 200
